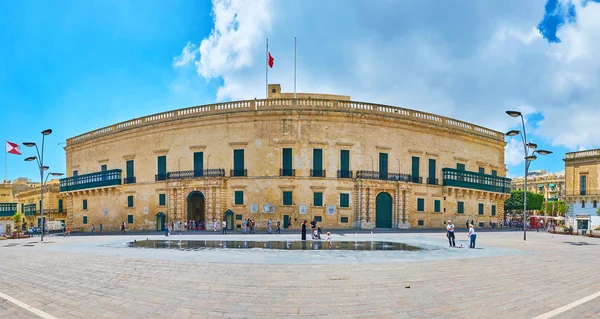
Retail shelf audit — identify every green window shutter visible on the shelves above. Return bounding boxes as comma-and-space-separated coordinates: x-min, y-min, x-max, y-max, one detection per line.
83, 216, 88, 224
340, 150, 350, 172
159, 194, 166, 206
313, 149, 323, 171
283, 191, 293, 205
412, 156, 420, 182
457, 163, 465, 171
478, 203, 484, 215
282, 148, 292, 170
491, 170, 497, 176
458, 202, 464, 214
83, 200, 87, 210
128, 215, 134, 224
417, 198, 425, 211
580, 175, 587, 193
58, 199, 63, 213
101, 164, 107, 172
73, 170, 78, 177
340, 217, 349, 223
434, 200, 441, 212
234, 191, 244, 205
194, 152, 204, 176
491, 205, 496, 216
479, 167, 485, 174
340, 193, 349, 208
126, 160, 134, 178
157, 156, 166, 179
128, 196, 134, 208
314, 192, 323, 207
233, 149, 245, 174
379, 153, 388, 179
428, 159, 436, 183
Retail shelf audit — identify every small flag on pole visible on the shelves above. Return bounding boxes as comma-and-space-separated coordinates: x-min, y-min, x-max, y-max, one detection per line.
6, 141, 21, 155
268, 52, 274, 68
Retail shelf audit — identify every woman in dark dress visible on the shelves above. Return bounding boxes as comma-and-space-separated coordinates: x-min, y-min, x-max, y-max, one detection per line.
301, 220, 307, 240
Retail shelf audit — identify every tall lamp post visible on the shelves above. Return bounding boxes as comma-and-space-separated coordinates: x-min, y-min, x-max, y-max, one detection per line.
23, 129, 57, 242
505, 111, 552, 241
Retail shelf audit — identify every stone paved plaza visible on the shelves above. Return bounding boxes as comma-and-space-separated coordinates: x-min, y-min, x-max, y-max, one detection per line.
1, 230, 599, 319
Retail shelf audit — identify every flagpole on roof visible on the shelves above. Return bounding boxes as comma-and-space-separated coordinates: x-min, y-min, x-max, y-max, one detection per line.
4, 141, 7, 182
294, 37, 297, 99
266, 38, 269, 100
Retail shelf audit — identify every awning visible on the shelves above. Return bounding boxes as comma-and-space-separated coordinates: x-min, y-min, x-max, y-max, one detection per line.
538, 184, 544, 188
549, 183, 556, 188
576, 215, 591, 220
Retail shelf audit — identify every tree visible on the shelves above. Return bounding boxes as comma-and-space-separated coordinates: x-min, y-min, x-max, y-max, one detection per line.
504, 191, 544, 212
597, 207, 600, 217
542, 200, 569, 216
12, 211, 23, 234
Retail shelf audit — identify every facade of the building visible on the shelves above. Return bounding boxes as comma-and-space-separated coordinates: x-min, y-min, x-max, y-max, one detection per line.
511, 170, 566, 201
59, 84, 511, 232
14, 179, 66, 230
0, 181, 16, 234
563, 149, 600, 230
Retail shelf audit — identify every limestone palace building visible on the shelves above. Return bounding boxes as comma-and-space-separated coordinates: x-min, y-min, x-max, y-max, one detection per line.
59, 84, 511, 232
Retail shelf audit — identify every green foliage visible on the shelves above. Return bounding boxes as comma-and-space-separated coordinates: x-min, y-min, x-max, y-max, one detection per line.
597, 208, 600, 217
504, 191, 544, 211
12, 212, 23, 231
542, 200, 570, 215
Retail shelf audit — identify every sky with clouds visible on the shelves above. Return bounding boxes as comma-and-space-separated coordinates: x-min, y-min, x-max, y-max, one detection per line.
1, 0, 599, 181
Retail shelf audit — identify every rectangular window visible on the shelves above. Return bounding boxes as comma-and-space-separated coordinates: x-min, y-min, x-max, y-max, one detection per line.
159, 194, 166, 206
428, 159, 436, 184
434, 200, 441, 213
582, 200, 585, 208
234, 191, 244, 205
491, 205, 497, 216
83, 199, 88, 210
457, 201, 464, 214
282, 191, 293, 206
73, 170, 78, 177
457, 163, 466, 171
83, 216, 88, 224
127, 196, 134, 208
340, 216, 349, 223
580, 175, 587, 195
281, 148, 293, 176
478, 167, 485, 174
412, 156, 420, 183
340, 150, 350, 174
379, 153, 388, 179
314, 216, 322, 222
126, 160, 135, 183
157, 156, 167, 180
127, 215, 134, 224
340, 193, 350, 208
417, 198, 425, 212
236, 214, 243, 220
233, 149, 245, 176
194, 152, 204, 176
58, 199, 63, 213
418, 220, 424, 226
478, 203, 484, 215
101, 164, 107, 172
491, 170, 497, 176
312, 149, 323, 177
314, 192, 323, 207
594, 201, 598, 209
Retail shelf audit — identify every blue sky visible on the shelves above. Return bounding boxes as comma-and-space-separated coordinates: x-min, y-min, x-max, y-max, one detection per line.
2, 0, 600, 181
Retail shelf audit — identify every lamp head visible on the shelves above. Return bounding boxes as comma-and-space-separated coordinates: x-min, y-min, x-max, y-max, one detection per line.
49, 172, 64, 176
525, 155, 537, 161
42, 166, 49, 171
506, 130, 521, 137
536, 150, 553, 155
527, 142, 538, 150
24, 156, 37, 162
23, 142, 36, 147
41, 129, 52, 136
506, 111, 522, 118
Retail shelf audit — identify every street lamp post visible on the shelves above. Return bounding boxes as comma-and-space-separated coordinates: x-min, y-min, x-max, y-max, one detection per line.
505, 111, 552, 241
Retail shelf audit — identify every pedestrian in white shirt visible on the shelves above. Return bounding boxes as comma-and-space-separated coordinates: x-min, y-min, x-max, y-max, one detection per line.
468, 224, 477, 249
446, 220, 456, 247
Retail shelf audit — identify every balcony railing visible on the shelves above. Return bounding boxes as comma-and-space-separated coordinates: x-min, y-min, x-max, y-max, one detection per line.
356, 170, 414, 182
60, 169, 122, 192
21, 209, 67, 216
0, 203, 17, 217
427, 177, 439, 185
23, 204, 36, 216
230, 169, 248, 177
442, 168, 511, 194
565, 190, 600, 196
337, 170, 353, 179
155, 173, 167, 181
167, 169, 226, 179
123, 177, 136, 184
310, 169, 326, 177
280, 169, 296, 177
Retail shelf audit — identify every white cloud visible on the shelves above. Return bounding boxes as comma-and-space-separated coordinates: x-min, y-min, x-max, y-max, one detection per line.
505, 138, 526, 167
173, 42, 198, 67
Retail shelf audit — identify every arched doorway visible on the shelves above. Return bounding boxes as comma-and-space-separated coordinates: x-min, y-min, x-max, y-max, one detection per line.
156, 213, 165, 231
187, 191, 206, 229
375, 192, 393, 228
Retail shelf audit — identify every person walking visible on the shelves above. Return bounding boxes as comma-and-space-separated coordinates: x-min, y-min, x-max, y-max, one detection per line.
164, 222, 169, 237
276, 221, 281, 234
301, 220, 307, 241
222, 220, 227, 234
267, 219, 273, 234
446, 220, 456, 247
465, 219, 469, 229
213, 220, 218, 232
99, 223, 103, 234
91, 224, 95, 233
468, 224, 477, 249
242, 219, 247, 234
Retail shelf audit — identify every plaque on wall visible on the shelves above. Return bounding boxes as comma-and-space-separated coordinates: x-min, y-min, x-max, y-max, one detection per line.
104, 208, 108, 216
250, 204, 258, 213
299, 205, 307, 214
262, 204, 275, 213
143, 207, 149, 215
328, 205, 335, 215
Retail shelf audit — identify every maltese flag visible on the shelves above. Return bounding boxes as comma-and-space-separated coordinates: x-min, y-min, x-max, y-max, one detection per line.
6, 141, 21, 155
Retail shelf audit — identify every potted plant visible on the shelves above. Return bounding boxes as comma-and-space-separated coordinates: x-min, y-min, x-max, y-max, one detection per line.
11, 211, 24, 239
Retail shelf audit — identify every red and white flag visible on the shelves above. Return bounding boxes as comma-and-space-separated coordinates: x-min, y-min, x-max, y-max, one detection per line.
6, 141, 21, 155
268, 52, 274, 68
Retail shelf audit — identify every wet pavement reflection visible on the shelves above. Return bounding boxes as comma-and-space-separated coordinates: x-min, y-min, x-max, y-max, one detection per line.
129, 240, 423, 251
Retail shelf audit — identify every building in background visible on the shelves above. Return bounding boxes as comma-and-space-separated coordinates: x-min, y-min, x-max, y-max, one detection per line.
15, 179, 65, 230
0, 181, 17, 235
511, 170, 565, 201
563, 149, 600, 230
59, 84, 511, 231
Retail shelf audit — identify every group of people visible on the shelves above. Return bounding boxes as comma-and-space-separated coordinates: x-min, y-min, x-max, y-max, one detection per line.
446, 220, 477, 249
300, 219, 332, 248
